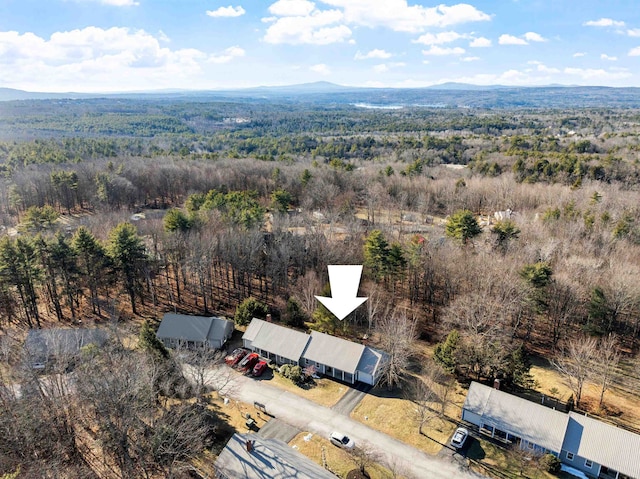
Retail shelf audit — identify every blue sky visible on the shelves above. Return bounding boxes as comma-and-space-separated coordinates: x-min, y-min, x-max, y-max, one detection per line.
1, 0, 640, 92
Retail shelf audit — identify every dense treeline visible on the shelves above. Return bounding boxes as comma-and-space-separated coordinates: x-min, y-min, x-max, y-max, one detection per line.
1, 101, 640, 421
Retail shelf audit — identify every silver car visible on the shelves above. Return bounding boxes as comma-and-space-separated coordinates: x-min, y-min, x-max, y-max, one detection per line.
450, 427, 469, 449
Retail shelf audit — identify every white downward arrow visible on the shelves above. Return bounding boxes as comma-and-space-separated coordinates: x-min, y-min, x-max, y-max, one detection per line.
315, 265, 368, 320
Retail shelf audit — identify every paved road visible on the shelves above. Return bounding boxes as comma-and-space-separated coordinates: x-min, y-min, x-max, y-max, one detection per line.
200, 365, 485, 479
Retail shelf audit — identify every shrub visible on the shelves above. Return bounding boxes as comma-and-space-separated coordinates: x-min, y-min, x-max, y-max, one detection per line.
539, 453, 561, 473
234, 298, 268, 326
289, 365, 302, 384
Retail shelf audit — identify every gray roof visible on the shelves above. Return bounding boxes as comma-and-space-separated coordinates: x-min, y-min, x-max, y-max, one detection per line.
303, 331, 365, 375
463, 382, 569, 452
243, 317, 268, 343
157, 313, 233, 343
214, 433, 337, 479
25, 328, 108, 363
563, 413, 640, 478
356, 347, 387, 376
245, 319, 311, 362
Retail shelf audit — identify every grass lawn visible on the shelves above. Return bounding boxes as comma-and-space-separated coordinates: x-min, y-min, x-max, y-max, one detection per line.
267, 370, 348, 407
289, 432, 397, 479
467, 438, 575, 479
351, 390, 457, 455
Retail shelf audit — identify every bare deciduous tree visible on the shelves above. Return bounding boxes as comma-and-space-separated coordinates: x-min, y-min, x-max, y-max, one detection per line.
376, 308, 418, 390
552, 336, 598, 408
596, 334, 621, 408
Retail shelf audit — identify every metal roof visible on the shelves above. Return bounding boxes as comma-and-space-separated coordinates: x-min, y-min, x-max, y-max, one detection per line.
247, 320, 311, 362
242, 317, 267, 343
356, 346, 387, 375
214, 433, 337, 479
156, 313, 233, 342
463, 382, 569, 452
563, 412, 640, 478
303, 331, 365, 375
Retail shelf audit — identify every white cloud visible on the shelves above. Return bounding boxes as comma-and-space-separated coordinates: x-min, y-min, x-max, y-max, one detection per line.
627, 28, 640, 37
469, 36, 491, 47
536, 63, 560, 73
461, 56, 480, 62
354, 48, 392, 60
523, 31, 546, 42
413, 31, 465, 45
422, 45, 465, 56
584, 18, 625, 27
573, 52, 586, 57
208, 46, 245, 63
310, 63, 331, 75
0, 27, 217, 91
498, 34, 528, 45
206, 5, 246, 18
629, 46, 640, 56
564, 67, 631, 80
266, 0, 490, 37
268, 0, 315, 16
600, 53, 617, 61
263, 10, 352, 44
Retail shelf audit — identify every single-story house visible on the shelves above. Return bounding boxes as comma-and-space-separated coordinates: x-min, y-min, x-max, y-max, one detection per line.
215, 433, 337, 479
24, 328, 109, 368
241, 318, 388, 386
561, 412, 640, 479
462, 382, 640, 479
156, 313, 234, 350
242, 318, 310, 365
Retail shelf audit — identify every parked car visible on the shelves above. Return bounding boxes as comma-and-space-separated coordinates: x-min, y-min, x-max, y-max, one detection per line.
450, 427, 469, 449
252, 360, 269, 377
330, 432, 355, 450
225, 348, 248, 366
238, 353, 260, 371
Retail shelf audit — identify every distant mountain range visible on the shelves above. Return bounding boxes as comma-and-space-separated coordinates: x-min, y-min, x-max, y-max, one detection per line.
3, 82, 640, 108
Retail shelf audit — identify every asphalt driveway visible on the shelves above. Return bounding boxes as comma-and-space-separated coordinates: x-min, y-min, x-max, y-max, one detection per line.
198, 365, 486, 479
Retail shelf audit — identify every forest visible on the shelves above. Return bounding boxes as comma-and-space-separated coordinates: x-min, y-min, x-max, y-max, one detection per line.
2, 97, 640, 477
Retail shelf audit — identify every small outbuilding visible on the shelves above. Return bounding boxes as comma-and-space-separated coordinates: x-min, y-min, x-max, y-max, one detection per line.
156, 313, 234, 350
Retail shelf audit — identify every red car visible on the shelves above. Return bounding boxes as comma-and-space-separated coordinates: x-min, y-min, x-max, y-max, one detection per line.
225, 348, 248, 366
238, 353, 260, 371
252, 360, 269, 377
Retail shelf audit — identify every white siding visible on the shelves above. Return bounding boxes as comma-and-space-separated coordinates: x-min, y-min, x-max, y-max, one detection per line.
356, 371, 374, 385
462, 409, 483, 426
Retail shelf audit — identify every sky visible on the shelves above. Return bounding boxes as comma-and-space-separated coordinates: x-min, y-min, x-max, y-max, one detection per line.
1, 0, 640, 92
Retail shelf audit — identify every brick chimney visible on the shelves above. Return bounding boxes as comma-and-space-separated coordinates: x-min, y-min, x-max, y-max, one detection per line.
246, 439, 254, 452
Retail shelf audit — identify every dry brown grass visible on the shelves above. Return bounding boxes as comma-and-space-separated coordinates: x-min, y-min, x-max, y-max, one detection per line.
351, 391, 457, 455
267, 372, 348, 407
289, 432, 397, 479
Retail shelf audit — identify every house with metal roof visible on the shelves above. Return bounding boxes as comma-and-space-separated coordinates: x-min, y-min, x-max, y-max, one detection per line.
462, 381, 569, 453
462, 382, 640, 479
561, 412, 640, 479
156, 313, 234, 350
242, 318, 311, 365
214, 433, 337, 479
241, 318, 388, 385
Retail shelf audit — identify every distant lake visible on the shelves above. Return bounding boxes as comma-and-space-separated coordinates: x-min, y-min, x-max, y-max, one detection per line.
352, 102, 448, 109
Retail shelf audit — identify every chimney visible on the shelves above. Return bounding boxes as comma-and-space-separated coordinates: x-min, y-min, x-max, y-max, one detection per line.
266, 313, 272, 322
493, 379, 501, 390
246, 440, 253, 452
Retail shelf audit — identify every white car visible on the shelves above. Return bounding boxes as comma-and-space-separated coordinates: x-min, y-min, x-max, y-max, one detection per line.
450, 427, 469, 449
330, 432, 355, 450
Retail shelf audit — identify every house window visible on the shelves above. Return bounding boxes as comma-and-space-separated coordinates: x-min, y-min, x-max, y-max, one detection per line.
584, 460, 592, 468
527, 442, 534, 450
566, 452, 574, 461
